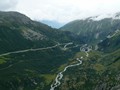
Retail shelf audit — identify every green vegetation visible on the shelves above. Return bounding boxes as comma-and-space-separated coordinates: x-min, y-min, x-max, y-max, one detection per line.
74, 52, 86, 59
0, 45, 78, 90
93, 64, 105, 72
0, 11, 82, 54
58, 49, 120, 90
98, 31, 120, 52
0, 11, 120, 90
58, 64, 67, 72
41, 74, 56, 85
61, 18, 120, 44
59, 17, 120, 90
0, 11, 82, 90
0, 57, 7, 64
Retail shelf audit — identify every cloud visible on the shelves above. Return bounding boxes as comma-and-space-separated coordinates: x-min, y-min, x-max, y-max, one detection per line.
0, 0, 18, 11
1, 0, 120, 23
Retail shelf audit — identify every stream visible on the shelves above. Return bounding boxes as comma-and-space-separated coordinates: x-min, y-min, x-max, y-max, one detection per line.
0, 42, 90, 90
50, 44, 90, 90
50, 58, 82, 90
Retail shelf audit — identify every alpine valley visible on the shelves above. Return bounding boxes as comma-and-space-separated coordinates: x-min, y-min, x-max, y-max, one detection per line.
0, 11, 120, 90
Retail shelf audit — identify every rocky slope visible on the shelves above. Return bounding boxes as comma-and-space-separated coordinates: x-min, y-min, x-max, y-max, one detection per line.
60, 14, 120, 44
0, 11, 81, 54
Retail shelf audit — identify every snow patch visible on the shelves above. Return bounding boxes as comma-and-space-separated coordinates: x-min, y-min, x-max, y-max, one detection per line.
88, 12, 120, 21
95, 33, 99, 39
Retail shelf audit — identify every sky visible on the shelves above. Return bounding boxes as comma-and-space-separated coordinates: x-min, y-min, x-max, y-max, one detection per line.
0, 0, 120, 23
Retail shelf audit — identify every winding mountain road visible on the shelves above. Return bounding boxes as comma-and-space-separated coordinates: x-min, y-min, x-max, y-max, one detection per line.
63, 42, 73, 50
0, 42, 72, 70
0, 43, 67, 57
0, 42, 91, 89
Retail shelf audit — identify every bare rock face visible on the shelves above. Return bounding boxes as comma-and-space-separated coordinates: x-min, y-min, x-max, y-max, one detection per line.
95, 83, 107, 90
111, 85, 120, 90
21, 29, 47, 41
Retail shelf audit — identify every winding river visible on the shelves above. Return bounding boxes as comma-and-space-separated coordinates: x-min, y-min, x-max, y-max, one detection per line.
50, 58, 82, 90
0, 42, 90, 90
50, 44, 90, 90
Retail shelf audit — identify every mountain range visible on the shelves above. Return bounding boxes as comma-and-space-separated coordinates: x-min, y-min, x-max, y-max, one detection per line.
60, 15, 120, 44
0, 11, 120, 90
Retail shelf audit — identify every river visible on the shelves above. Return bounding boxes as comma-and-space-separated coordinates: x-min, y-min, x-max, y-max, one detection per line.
50, 44, 90, 90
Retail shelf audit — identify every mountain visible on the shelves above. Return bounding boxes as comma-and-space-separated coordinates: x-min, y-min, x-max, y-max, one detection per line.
0, 11, 82, 90
58, 13, 120, 90
98, 30, 120, 52
60, 14, 120, 44
0, 11, 120, 90
0, 11, 81, 54
58, 45, 120, 90
41, 20, 64, 28
58, 27, 120, 90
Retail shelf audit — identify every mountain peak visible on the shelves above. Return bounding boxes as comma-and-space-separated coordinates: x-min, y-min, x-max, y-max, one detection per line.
0, 11, 31, 25
87, 12, 120, 21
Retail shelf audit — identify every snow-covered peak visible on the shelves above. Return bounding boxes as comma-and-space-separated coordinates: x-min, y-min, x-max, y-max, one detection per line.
113, 12, 120, 19
87, 12, 120, 21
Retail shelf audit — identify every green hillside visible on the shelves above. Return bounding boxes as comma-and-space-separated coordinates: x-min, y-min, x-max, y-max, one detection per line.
57, 37, 120, 90
58, 16, 120, 90
0, 11, 120, 90
98, 30, 120, 52
60, 18, 120, 44
0, 11, 81, 54
0, 11, 82, 90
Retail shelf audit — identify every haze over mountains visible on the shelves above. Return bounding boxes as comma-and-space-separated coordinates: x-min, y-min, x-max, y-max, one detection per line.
40, 12, 120, 29
41, 20, 64, 28
0, 11, 120, 90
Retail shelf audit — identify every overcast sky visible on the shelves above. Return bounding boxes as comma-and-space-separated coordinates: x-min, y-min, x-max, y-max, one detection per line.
0, 0, 120, 23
